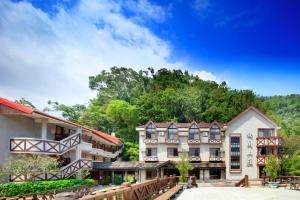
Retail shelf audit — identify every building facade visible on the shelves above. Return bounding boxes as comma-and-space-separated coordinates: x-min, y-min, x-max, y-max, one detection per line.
0, 98, 122, 181
136, 106, 282, 182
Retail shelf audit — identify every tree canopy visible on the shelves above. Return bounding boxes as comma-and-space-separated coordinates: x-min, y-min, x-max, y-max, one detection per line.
45, 67, 299, 161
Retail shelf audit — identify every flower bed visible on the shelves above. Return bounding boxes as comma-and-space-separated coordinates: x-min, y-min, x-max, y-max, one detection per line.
0, 179, 95, 197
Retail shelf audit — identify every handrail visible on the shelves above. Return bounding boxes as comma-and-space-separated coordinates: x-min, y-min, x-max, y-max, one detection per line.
261, 175, 300, 186
235, 175, 249, 187
10, 132, 81, 155
80, 176, 177, 200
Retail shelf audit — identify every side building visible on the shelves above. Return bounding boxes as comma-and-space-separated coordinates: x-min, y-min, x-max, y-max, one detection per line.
0, 97, 122, 181
136, 106, 282, 182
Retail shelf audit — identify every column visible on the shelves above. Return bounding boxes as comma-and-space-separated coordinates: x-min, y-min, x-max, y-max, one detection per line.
112, 171, 115, 185
41, 119, 48, 139
76, 145, 82, 179
125, 170, 128, 182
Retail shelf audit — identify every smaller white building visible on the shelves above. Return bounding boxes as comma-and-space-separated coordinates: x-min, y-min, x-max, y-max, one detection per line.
136, 106, 282, 182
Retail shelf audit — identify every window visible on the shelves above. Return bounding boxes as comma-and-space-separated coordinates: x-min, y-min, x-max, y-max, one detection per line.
189, 124, 200, 140
210, 125, 221, 140
146, 123, 156, 139
167, 124, 177, 140
230, 135, 241, 171
146, 148, 157, 157
210, 148, 220, 157
189, 148, 200, 157
167, 148, 178, 157
258, 129, 274, 137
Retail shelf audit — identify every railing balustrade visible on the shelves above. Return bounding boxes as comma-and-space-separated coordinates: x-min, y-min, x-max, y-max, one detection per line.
256, 136, 282, 147
10, 133, 81, 155
209, 156, 223, 161
189, 156, 201, 162
80, 176, 177, 200
145, 156, 159, 162
235, 175, 249, 187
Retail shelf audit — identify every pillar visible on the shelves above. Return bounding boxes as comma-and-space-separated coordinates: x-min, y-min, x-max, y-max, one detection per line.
76, 145, 82, 179
112, 171, 115, 185
125, 170, 128, 182
41, 119, 48, 139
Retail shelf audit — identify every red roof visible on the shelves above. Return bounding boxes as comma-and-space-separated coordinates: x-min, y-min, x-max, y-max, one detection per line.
93, 130, 121, 145
0, 98, 34, 114
0, 97, 121, 145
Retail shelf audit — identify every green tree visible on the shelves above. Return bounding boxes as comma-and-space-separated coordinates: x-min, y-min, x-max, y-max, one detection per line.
15, 98, 36, 108
263, 154, 280, 181
176, 152, 193, 183
45, 100, 86, 123
0, 155, 59, 182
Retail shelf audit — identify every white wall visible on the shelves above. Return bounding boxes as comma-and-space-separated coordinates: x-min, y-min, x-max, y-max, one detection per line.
225, 109, 277, 180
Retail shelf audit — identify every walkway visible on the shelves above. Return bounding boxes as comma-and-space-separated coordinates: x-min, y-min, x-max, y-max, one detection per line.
176, 187, 300, 200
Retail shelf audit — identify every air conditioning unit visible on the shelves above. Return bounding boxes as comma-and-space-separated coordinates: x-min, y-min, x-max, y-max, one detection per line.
159, 132, 165, 136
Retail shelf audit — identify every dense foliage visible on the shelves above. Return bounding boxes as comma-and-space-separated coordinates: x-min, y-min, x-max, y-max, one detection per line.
0, 155, 59, 182
40, 67, 298, 162
0, 179, 94, 197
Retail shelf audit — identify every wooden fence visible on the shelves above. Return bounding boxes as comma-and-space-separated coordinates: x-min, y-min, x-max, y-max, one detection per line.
80, 176, 177, 200
235, 175, 249, 187
262, 175, 300, 186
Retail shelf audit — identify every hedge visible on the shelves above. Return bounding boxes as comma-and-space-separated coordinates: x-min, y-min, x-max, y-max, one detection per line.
0, 179, 95, 197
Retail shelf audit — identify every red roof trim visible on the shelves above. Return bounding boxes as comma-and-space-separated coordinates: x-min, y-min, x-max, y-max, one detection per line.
0, 97, 121, 145
0, 98, 34, 114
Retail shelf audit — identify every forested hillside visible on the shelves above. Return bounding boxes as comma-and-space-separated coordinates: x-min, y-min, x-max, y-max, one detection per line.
42, 67, 299, 160
261, 95, 300, 136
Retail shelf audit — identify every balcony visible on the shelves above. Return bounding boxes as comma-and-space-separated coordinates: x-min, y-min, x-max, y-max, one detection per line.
209, 156, 223, 161
189, 156, 201, 162
145, 156, 158, 162
256, 136, 283, 147
187, 139, 201, 144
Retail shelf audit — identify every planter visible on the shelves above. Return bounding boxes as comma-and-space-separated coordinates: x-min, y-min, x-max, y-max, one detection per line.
268, 182, 279, 188
178, 182, 188, 190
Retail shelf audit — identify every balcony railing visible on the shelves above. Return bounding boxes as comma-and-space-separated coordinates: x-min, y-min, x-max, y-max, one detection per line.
145, 156, 158, 162
10, 133, 81, 155
82, 135, 122, 153
189, 156, 201, 162
165, 137, 179, 144
209, 156, 223, 161
256, 136, 282, 147
256, 155, 266, 166
209, 139, 222, 144
144, 137, 158, 144
188, 139, 201, 144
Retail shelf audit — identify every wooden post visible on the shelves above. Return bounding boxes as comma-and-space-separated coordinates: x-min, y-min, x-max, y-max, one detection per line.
122, 182, 131, 200
245, 175, 249, 187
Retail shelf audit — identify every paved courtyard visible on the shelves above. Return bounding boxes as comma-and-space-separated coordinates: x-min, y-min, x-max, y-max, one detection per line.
176, 187, 300, 200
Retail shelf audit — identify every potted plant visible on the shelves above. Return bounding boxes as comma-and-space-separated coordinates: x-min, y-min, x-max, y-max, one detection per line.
263, 154, 280, 188
176, 151, 194, 189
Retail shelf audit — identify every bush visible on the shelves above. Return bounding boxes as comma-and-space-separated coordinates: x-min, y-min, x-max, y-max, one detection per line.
0, 179, 95, 197
125, 175, 136, 183
114, 174, 124, 185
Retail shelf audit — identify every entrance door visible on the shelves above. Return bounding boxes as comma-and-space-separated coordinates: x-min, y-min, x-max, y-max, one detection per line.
209, 168, 221, 179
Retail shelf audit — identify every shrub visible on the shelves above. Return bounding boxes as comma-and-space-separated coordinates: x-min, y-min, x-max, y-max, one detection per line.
114, 174, 124, 185
0, 179, 95, 197
263, 154, 280, 182
176, 152, 193, 183
125, 175, 136, 183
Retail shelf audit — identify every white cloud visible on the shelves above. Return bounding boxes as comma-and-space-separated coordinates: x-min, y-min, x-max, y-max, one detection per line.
193, 70, 221, 83
0, 0, 221, 109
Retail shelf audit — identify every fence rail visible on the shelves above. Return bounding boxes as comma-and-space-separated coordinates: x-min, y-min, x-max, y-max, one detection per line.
80, 176, 177, 200
262, 175, 300, 186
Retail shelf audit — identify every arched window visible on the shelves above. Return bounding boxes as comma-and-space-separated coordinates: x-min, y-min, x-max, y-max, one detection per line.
167, 124, 177, 140
146, 123, 156, 139
189, 124, 200, 140
211, 124, 221, 140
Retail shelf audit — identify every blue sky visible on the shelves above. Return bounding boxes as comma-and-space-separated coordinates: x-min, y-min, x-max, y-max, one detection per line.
1, 0, 299, 109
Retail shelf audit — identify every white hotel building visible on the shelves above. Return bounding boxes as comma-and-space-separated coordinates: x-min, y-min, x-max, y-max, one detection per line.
136, 106, 282, 181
